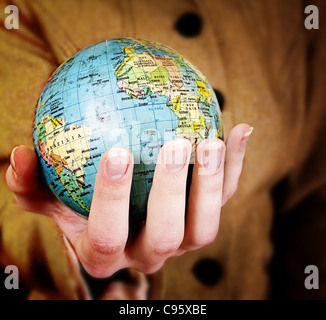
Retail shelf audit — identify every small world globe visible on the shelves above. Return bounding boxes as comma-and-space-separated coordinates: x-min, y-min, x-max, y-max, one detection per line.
32, 38, 223, 224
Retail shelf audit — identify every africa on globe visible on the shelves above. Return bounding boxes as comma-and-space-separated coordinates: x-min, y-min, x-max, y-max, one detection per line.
32, 38, 223, 223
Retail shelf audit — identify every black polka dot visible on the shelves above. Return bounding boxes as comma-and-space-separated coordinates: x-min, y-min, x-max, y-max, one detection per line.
175, 12, 203, 37
192, 258, 223, 286
213, 89, 225, 111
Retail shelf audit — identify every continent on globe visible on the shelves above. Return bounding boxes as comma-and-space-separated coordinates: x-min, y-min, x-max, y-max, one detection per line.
33, 38, 223, 223
35, 115, 93, 213
114, 45, 217, 147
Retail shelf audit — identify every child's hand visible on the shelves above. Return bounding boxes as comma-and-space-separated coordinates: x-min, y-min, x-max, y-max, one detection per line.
6, 124, 252, 278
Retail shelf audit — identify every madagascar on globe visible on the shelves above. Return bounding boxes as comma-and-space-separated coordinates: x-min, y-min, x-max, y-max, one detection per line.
32, 38, 223, 225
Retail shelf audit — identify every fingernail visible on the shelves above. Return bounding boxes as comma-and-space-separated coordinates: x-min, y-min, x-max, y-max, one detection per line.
240, 127, 254, 151
105, 147, 130, 181
10, 146, 19, 178
164, 139, 189, 173
204, 140, 223, 173
198, 139, 223, 175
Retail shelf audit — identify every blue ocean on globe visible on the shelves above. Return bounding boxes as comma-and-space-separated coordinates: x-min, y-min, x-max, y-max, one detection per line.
32, 38, 223, 223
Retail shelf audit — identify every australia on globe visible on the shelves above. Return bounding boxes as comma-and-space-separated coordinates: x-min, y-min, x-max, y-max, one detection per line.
32, 38, 223, 224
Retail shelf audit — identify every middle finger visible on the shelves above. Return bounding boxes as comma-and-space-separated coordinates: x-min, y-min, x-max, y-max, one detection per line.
130, 139, 192, 273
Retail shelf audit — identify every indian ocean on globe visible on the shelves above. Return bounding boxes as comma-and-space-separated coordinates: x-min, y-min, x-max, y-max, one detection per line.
32, 38, 223, 224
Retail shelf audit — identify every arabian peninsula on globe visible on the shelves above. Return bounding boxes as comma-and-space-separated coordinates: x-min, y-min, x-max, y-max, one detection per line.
32, 38, 223, 223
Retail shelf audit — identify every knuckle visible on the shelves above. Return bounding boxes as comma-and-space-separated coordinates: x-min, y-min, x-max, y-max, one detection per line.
204, 183, 222, 196
151, 240, 181, 256
153, 174, 186, 196
89, 237, 125, 255
186, 233, 217, 250
99, 186, 127, 201
164, 183, 185, 196
223, 184, 238, 203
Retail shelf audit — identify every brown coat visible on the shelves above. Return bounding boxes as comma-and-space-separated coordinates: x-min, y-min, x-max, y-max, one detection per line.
0, 0, 325, 299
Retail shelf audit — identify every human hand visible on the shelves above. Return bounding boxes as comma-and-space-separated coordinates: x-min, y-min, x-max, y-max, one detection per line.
6, 123, 252, 278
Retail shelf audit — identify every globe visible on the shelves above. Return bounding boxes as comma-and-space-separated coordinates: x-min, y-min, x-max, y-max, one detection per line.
32, 38, 223, 224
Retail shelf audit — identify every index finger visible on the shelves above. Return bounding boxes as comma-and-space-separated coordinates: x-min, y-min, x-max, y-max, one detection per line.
75, 147, 134, 278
